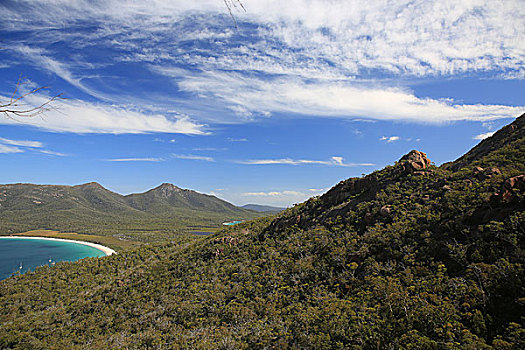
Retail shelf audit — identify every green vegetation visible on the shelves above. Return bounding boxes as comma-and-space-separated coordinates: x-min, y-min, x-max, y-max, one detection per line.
0, 182, 260, 243
0, 114, 523, 349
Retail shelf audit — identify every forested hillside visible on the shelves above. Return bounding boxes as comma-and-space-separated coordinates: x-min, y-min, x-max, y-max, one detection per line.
0, 114, 523, 349
0, 182, 258, 242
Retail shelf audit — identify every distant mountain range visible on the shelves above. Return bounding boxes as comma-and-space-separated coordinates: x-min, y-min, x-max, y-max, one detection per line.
241, 204, 286, 213
0, 182, 260, 240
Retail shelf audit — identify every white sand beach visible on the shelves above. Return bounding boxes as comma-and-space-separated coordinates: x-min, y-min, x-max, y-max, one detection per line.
0, 236, 116, 256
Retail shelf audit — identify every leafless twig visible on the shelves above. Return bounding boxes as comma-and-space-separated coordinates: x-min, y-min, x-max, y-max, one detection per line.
1, 75, 64, 119
224, 0, 246, 27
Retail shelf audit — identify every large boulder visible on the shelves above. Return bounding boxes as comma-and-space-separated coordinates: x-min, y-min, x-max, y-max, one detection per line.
502, 175, 525, 202
399, 150, 432, 173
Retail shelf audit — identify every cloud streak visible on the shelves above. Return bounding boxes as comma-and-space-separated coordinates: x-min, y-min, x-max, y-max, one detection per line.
0, 137, 43, 148
106, 158, 163, 162
239, 187, 329, 206
473, 131, 496, 140
0, 144, 23, 154
237, 156, 374, 167
176, 71, 523, 123
173, 154, 215, 162
0, 93, 207, 134
380, 136, 400, 143
1, 0, 522, 129
0, 136, 66, 156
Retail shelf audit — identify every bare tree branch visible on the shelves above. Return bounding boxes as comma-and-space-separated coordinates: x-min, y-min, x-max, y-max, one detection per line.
224, 0, 246, 27
1, 75, 64, 119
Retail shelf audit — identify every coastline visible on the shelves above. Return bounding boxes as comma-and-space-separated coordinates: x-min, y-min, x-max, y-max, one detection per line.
0, 236, 116, 256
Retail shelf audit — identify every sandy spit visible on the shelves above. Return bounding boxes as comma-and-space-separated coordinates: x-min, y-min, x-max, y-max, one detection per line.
0, 236, 116, 256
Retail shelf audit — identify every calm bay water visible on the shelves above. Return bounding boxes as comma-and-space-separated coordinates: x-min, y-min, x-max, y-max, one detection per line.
0, 238, 106, 280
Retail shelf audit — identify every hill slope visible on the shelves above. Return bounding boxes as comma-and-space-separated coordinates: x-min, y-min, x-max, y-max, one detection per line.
125, 183, 245, 214
0, 182, 258, 241
0, 114, 523, 349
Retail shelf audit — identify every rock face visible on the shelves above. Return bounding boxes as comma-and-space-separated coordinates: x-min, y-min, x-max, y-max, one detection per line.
502, 175, 525, 202
399, 150, 432, 172
380, 205, 391, 217
489, 174, 525, 204
473, 167, 502, 180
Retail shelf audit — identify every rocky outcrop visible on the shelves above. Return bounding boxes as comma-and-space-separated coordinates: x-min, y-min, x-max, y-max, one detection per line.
261, 150, 433, 237
380, 205, 392, 217
502, 175, 525, 202
399, 150, 432, 173
488, 174, 525, 204
473, 167, 502, 180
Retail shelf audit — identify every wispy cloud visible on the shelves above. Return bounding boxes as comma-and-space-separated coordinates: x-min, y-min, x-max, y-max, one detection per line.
0, 137, 43, 148
243, 190, 303, 197
0, 144, 23, 154
0, 136, 67, 156
473, 131, 496, 140
239, 187, 328, 206
193, 147, 227, 151
237, 156, 374, 167
173, 154, 215, 162
106, 158, 163, 162
38, 149, 68, 156
153, 138, 176, 143
2, 0, 523, 128
0, 93, 207, 134
308, 188, 327, 192
175, 71, 523, 124
380, 136, 401, 143
227, 138, 248, 142
9, 44, 106, 100
0, 136, 65, 156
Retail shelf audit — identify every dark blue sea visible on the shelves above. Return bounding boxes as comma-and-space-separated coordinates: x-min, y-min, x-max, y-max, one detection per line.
0, 238, 106, 280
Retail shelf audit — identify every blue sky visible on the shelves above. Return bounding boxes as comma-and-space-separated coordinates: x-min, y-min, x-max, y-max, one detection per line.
1, 0, 524, 207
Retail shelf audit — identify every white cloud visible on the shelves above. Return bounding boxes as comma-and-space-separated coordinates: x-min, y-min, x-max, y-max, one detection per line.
237, 156, 374, 167
173, 154, 215, 162
239, 187, 329, 206
227, 138, 248, 142
38, 149, 67, 156
176, 71, 523, 123
243, 190, 303, 197
193, 147, 227, 151
0, 137, 43, 148
5, 1, 524, 81
0, 144, 23, 154
0, 93, 207, 134
153, 138, 177, 143
106, 158, 163, 162
473, 131, 496, 140
3, 0, 524, 127
9, 45, 107, 100
0, 136, 66, 156
380, 136, 401, 143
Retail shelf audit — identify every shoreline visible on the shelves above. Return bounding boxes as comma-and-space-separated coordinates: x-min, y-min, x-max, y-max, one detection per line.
0, 236, 116, 256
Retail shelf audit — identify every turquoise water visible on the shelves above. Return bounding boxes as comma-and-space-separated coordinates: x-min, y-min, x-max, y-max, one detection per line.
0, 238, 106, 280
223, 221, 242, 226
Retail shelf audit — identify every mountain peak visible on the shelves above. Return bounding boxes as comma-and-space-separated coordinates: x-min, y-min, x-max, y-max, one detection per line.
76, 182, 104, 189
154, 183, 182, 191
149, 183, 183, 198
